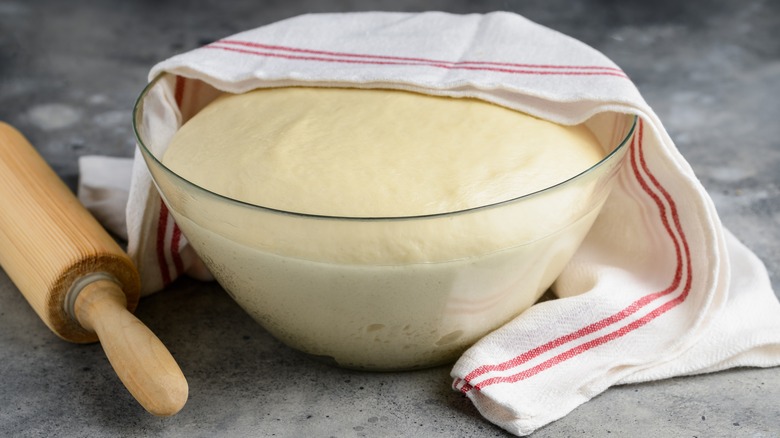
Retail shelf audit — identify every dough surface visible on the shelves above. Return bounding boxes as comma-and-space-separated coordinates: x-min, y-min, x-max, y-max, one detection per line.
163, 87, 604, 217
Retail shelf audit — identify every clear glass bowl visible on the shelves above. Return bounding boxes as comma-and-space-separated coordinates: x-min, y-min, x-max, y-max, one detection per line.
134, 74, 637, 371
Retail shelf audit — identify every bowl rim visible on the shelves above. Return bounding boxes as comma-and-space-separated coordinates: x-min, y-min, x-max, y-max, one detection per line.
133, 74, 637, 222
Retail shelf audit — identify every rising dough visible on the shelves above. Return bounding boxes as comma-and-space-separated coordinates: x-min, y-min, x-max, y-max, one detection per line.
162, 87, 603, 217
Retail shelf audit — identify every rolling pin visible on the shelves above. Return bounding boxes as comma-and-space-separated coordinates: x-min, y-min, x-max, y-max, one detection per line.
0, 122, 187, 416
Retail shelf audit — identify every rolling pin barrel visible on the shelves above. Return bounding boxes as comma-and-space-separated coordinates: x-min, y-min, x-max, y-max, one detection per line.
0, 122, 187, 416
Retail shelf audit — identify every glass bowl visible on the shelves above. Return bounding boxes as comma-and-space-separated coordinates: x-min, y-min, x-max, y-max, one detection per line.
134, 74, 637, 371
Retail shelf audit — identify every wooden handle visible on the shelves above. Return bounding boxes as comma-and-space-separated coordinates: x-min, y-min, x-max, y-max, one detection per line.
74, 279, 188, 416
0, 122, 187, 415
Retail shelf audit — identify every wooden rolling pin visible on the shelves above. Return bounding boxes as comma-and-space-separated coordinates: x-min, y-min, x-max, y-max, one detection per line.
0, 122, 187, 416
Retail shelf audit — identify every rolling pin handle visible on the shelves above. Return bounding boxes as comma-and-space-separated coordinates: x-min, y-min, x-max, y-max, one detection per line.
69, 276, 189, 417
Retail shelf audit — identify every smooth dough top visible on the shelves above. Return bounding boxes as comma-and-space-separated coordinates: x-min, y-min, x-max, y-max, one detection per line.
163, 87, 604, 217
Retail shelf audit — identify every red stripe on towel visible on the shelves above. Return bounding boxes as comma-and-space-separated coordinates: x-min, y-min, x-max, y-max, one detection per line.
205, 44, 629, 78
216, 40, 626, 75
171, 223, 184, 277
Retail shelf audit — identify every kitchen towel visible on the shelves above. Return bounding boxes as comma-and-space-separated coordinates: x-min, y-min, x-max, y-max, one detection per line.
80, 12, 780, 436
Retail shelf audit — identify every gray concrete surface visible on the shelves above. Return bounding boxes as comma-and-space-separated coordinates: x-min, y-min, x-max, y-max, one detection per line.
1, 1, 779, 436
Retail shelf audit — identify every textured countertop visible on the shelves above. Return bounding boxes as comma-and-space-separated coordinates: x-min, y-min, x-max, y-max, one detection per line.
1, 1, 779, 437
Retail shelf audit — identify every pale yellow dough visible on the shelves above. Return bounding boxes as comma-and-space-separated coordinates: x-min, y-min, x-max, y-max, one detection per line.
158, 87, 618, 369
163, 87, 604, 217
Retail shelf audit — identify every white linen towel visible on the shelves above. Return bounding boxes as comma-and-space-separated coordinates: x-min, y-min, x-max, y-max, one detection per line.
78, 12, 780, 436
